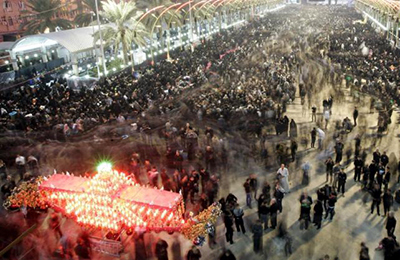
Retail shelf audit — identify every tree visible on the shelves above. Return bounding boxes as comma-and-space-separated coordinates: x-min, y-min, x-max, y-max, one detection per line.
74, 0, 103, 27
94, 0, 147, 65
20, 0, 71, 35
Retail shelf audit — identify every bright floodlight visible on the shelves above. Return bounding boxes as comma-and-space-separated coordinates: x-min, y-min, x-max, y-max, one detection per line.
97, 161, 112, 172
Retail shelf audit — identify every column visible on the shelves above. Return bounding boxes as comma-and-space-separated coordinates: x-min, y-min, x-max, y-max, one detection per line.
71, 53, 79, 76
10, 51, 19, 71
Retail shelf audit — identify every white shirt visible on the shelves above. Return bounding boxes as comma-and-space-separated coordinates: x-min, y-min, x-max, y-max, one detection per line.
16, 156, 26, 165
277, 167, 289, 177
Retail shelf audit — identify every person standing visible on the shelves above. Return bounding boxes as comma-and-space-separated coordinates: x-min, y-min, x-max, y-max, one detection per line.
301, 161, 311, 186
334, 140, 344, 164
311, 127, 317, 148
223, 212, 234, 244
277, 164, 290, 193
270, 199, 278, 229
252, 219, 263, 254
386, 212, 397, 237
232, 204, 246, 234
354, 134, 361, 157
369, 161, 377, 189
325, 157, 334, 183
371, 183, 382, 216
337, 169, 347, 196
259, 200, 270, 230
383, 189, 394, 216
373, 149, 381, 165
299, 194, 312, 230
249, 174, 258, 200
243, 178, 252, 208
353, 106, 359, 126
325, 193, 337, 221
273, 184, 285, 213
381, 152, 389, 167
313, 200, 323, 229
354, 156, 363, 182
311, 105, 317, 122
323, 109, 330, 130
332, 163, 341, 190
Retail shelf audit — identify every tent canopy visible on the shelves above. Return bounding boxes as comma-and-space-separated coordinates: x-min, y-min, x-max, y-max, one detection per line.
11, 26, 98, 54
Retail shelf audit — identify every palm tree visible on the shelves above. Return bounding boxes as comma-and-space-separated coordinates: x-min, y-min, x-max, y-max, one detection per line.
74, 0, 103, 27
21, 0, 71, 35
94, 0, 147, 65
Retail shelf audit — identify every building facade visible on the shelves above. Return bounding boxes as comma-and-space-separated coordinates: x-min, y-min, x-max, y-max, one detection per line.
0, 0, 80, 42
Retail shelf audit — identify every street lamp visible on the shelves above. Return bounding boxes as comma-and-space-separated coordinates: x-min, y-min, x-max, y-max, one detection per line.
150, 3, 182, 64
94, 0, 107, 76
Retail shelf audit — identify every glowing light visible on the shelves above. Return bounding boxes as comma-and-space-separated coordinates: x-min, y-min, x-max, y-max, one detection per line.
97, 161, 112, 172
25, 55, 29, 59
5, 60, 9, 64
112, 68, 117, 72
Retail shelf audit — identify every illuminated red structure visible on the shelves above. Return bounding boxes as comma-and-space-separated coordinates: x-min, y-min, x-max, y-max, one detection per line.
38, 164, 185, 233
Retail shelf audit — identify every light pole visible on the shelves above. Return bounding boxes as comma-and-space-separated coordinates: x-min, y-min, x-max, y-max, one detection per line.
131, 5, 165, 71
189, 0, 194, 51
95, 0, 106, 76
91, 12, 100, 78
150, 3, 182, 64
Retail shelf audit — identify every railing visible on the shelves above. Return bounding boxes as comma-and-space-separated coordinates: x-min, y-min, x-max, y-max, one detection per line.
355, 0, 400, 48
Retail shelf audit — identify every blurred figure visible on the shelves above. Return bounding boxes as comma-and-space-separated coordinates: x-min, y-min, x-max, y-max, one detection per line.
359, 242, 370, 260
252, 219, 263, 254
219, 250, 236, 260
386, 212, 396, 237
155, 239, 169, 260
186, 245, 202, 260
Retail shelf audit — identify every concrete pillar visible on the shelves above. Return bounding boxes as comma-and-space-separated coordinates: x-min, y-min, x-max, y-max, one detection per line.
71, 54, 79, 76
41, 46, 48, 63
10, 51, 19, 71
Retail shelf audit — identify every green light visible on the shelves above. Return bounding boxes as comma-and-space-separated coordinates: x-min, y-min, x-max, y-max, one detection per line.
97, 161, 113, 172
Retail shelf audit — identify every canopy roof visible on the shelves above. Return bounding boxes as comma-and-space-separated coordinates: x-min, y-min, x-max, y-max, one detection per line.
11, 26, 98, 54
0, 41, 14, 51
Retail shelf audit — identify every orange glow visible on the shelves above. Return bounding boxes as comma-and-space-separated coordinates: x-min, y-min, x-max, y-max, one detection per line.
39, 168, 185, 232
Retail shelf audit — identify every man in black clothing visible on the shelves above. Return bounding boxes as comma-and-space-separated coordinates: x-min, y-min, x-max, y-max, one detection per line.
223, 212, 234, 244
311, 128, 317, 148
386, 212, 397, 237
325, 193, 337, 221
290, 140, 298, 162
371, 183, 382, 216
273, 184, 285, 213
325, 157, 334, 183
269, 199, 278, 229
373, 149, 381, 164
313, 200, 324, 229
353, 106, 359, 126
337, 169, 347, 195
381, 151, 389, 167
383, 189, 394, 216
369, 161, 377, 189
354, 134, 361, 157
354, 157, 363, 182
334, 140, 344, 164
232, 204, 246, 234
